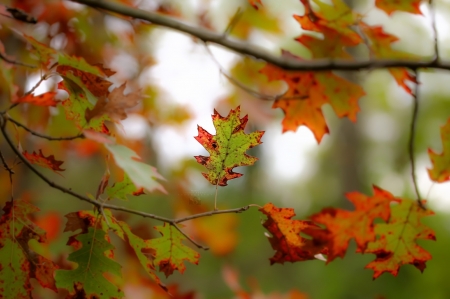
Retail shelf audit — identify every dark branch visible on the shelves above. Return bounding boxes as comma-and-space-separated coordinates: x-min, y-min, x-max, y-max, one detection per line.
174, 206, 250, 223
409, 71, 425, 209
72, 0, 448, 72
6, 116, 85, 141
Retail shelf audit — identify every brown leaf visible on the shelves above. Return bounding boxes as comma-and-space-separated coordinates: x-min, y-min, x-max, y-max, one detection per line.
85, 83, 141, 123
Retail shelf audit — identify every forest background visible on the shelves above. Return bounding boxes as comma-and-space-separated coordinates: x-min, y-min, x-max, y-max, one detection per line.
1, 0, 450, 298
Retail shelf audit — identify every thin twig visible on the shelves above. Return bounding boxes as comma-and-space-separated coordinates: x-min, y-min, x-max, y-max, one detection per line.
174, 206, 251, 223
6, 116, 85, 141
223, 7, 242, 36
409, 71, 425, 209
0, 52, 36, 68
171, 223, 209, 250
72, 0, 449, 72
429, 0, 439, 62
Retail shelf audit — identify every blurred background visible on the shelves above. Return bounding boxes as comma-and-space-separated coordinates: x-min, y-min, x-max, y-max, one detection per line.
1, 0, 450, 298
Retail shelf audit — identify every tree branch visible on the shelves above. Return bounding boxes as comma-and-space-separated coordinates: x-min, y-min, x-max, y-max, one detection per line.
174, 206, 250, 223
6, 116, 85, 141
72, 0, 447, 72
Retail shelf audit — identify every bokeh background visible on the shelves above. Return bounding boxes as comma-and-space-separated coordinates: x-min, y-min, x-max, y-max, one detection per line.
1, 0, 450, 298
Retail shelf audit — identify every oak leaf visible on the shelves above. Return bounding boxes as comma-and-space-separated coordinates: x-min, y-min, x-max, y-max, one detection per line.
259, 203, 326, 264
14, 92, 58, 106
195, 106, 264, 186
428, 118, 450, 182
106, 173, 145, 201
85, 83, 141, 123
0, 200, 58, 298
147, 223, 200, 278
365, 199, 435, 279
23, 149, 65, 173
305, 186, 395, 262
375, 0, 422, 15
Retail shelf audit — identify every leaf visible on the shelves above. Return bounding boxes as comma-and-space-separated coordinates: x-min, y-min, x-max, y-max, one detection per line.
248, 0, 263, 9
55, 227, 124, 299
105, 143, 166, 194
364, 199, 435, 279
194, 106, 264, 186
23, 149, 65, 173
359, 23, 418, 94
24, 35, 57, 67
305, 186, 395, 262
260, 52, 365, 143
85, 83, 141, 123
147, 223, 200, 278
0, 200, 58, 298
375, 0, 422, 15
259, 203, 326, 264
14, 92, 58, 106
428, 118, 450, 182
106, 173, 145, 201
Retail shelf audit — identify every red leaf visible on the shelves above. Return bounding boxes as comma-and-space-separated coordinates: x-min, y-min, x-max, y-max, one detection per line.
259, 203, 326, 264
14, 92, 58, 107
23, 149, 65, 173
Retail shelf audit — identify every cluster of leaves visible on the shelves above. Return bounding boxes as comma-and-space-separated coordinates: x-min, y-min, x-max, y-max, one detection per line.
0, 0, 447, 298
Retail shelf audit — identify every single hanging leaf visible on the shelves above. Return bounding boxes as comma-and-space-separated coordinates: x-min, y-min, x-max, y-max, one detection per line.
147, 223, 200, 278
375, 0, 422, 15
428, 118, 450, 182
364, 199, 435, 279
23, 149, 65, 173
55, 227, 124, 299
0, 200, 58, 298
260, 52, 365, 143
259, 203, 326, 264
106, 173, 145, 201
359, 23, 418, 94
194, 106, 264, 186
305, 186, 395, 262
105, 143, 166, 193
85, 83, 141, 123
14, 92, 58, 107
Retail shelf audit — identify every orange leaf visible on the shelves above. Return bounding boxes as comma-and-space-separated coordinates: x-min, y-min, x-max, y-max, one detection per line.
259, 203, 326, 264
14, 92, 58, 107
375, 0, 422, 15
428, 118, 450, 182
305, 186, 395, 262
23, 149, 65, 173
248, 0, 262, 9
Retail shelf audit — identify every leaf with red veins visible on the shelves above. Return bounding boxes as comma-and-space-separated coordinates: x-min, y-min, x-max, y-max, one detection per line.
365, 199, 435, 279
428, 118, 450, 182
146, 223, 200, 278
195, 106, 264, 186
359, 23, 418, 94
23, 149, 65, 173
259, 203, 326, 264
375, 0, 422, 15
14, 92, 58, 107
260, 53, 365, 143
305, 186, 396, 263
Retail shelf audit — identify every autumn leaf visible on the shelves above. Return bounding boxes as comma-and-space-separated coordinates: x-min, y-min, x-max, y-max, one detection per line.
260, 52, 365, 142
248, 0, 262, 9
14, 91, 58, 106
55, 227, 124, 298
359, 23, 418, 94
106, 173, 145, 201
375, 0, 422, 15
195, 106, 264, 186
259, 203, 326, 264
428, 118, 450, 182
85, 83, 141, 123
364, 199, 435, 279
147, 223, 200, 278
305, 186, 395, 262
0, 200, 58, 298
105, 143, 166, 194
23, 149, 65, 173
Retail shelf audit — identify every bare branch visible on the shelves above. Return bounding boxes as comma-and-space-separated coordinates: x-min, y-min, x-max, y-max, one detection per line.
72, 0, 447, 72
0, 52, 36, 68
174, 206, 251, 223
429, 0, 439, 61
409, 71, 425, 209
6, 116, 85, 141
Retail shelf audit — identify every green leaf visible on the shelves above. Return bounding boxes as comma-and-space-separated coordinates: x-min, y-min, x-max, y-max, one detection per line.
428, 118, 450, 183
147, 223, 200, 278
106, 174, 145, 201
0, 201, 58, 298
105, 144, 166, 193
194, 106, 264, 186
55, 227, 124, 299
